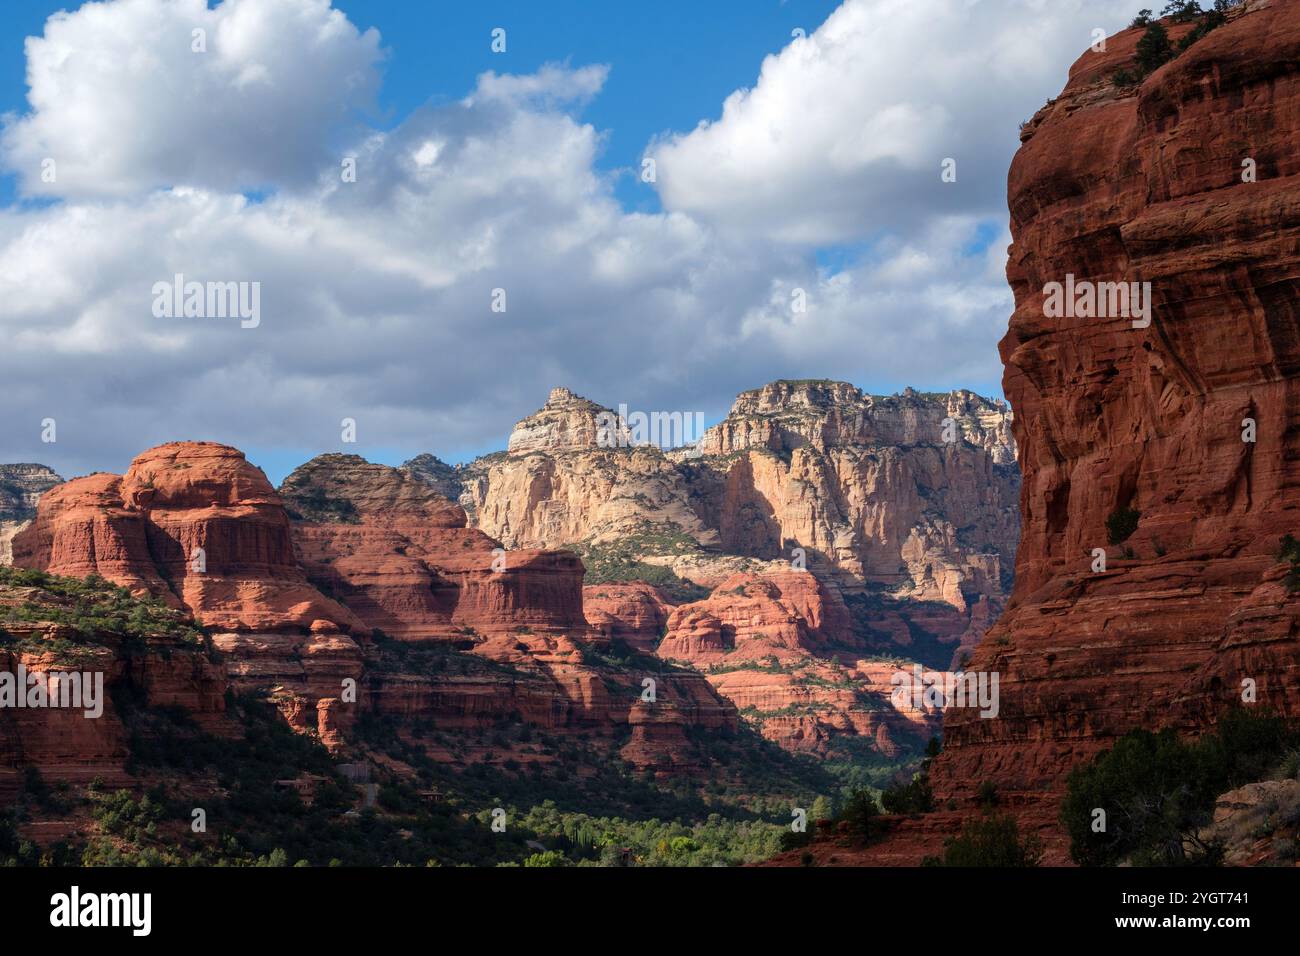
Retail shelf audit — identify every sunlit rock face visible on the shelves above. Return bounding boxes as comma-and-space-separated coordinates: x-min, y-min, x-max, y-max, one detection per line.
934, 1, 1300, 812
0, 464, 62, 565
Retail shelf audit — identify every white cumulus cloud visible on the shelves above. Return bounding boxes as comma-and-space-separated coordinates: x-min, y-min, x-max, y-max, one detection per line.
649, 0, 1138, 244
0, 0, 1145, 481
1, 0, 383, 197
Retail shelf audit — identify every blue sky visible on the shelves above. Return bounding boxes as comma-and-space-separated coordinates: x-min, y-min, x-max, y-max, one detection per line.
333, 0, 842, 210
0, 0, 854, 483
0, 0, 1132, 484
1, 0, 843, 211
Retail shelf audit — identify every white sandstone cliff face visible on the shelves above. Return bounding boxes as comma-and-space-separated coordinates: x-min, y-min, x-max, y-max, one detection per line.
503, 386, 630, 456
0, 464, 62, 565
430, 379, 1018, 757
444, 381, 1018, 612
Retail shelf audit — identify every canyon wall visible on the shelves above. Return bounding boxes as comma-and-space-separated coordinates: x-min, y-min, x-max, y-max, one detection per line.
454, 387, 723, 561
279, 452, 739, 770
0, 464, 61, 565
9, 444, 737, 774
453, 382, 1019, 612
690, 382, 1017, 602
11, 443, 366, 744
934, 0, 1300, 809
5, 377, 1019, 774
441, 382, 1019, 667
414, 380, 1017, 760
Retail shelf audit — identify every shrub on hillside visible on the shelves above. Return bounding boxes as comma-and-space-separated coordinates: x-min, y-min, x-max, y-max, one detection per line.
1062, 709, 1298, 866
837, 790, 880, 845
926, 814, 1043, 867
882, 775, 935, 815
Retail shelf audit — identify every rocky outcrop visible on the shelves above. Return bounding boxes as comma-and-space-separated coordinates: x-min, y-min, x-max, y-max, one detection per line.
934, 1, 1300, 810
620, 701, 700, 773
12, 442, 365, 742
14, 445, 362, 633
0, 574, 227, 798
11, 472, 183, 599
454, 383, 1017, 605
400, 453, 464, 502
689, 383, 1017, 603
279, 453, 738, 769
420, 381, 1018, 762
0, 464, 62, 565
659, 572, 854, 663
584, 582, 672, 653
438, 381, 1018, 672
281, 453, 590, 647
505, 386, 627, 456
455, 390, 716, 558
658, 571, 938, 755
1203, 778, 1300, 866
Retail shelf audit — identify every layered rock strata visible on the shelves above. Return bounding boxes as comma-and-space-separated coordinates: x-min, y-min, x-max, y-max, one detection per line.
12, 442, 364, 742
657, 571, 939, 755
0, 464, 62, 565
280, 453, 738, 768
935, 0, 1300, 809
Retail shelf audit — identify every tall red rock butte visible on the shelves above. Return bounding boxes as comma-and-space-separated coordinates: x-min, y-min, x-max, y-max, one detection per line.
9, 443, 737, 771
11, 443, 367, 745
932, 0, 1300, 817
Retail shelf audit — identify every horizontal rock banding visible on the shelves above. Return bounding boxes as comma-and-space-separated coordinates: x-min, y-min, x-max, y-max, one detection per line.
935, 1, 1300, 814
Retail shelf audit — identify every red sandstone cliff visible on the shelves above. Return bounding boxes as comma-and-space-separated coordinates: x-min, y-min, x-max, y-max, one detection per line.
13, 445, 363, 634
584, 582, 672, 652
278, 454, 738, 770
0, 574, 227, 799
281, 453, 587, 647
12, 444, 366, 742
426, 380, 1018, 762
934, 0, 1300, 815
657, 571, 938, 755
11, 446, 739, 771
